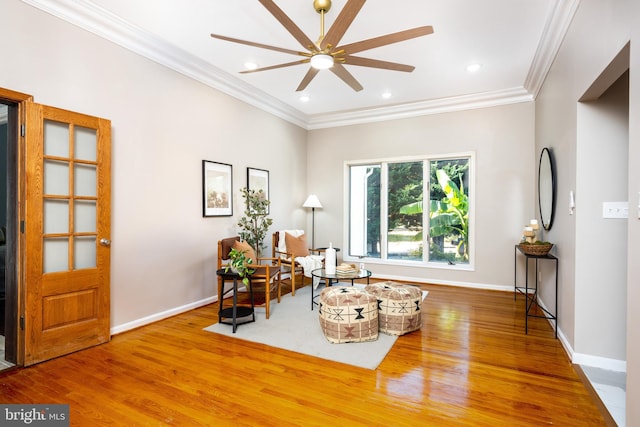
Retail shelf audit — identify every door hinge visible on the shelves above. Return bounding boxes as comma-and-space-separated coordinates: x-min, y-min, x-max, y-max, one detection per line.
20, 316, 25, 330
20, 124, 25, 137
20, 220, 25, 233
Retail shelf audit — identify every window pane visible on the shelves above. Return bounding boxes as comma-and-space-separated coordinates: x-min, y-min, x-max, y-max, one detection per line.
349, 165, 381, 258
428, 158, 470, 264
388, 162, 423, 260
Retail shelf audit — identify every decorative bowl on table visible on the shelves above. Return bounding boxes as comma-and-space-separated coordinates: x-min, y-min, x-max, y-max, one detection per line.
519, 242, 554, 256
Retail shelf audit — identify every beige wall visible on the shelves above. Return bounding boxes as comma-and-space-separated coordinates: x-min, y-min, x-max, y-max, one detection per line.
0, 0, 308, 329
535, 0, 640, 423
4, 0, 640, 422
307, 102, 536, 289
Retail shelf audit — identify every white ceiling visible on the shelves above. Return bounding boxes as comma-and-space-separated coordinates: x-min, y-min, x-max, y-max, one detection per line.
22, 0, 578, 129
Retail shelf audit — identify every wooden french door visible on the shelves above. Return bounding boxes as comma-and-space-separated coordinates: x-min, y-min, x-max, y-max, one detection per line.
23, 102, 111, 366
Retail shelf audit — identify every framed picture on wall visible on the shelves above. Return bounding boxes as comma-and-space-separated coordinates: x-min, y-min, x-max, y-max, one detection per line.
247, 167, 269, 213
202, 160, 233, 217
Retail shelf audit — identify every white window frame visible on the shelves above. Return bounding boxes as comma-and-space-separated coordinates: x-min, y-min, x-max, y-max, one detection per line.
343, 152, 475, 271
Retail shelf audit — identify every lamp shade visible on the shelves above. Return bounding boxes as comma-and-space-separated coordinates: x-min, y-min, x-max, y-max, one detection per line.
303, 194, 322, 209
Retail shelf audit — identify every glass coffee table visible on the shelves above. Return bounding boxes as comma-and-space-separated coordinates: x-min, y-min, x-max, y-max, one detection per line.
310, 268, 372, 310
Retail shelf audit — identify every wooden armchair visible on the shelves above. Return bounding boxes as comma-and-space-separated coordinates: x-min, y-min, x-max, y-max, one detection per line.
217, 236, 282, 319
272, 231, 324, 296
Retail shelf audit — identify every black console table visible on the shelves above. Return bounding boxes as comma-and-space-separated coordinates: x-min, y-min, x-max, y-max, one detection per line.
513, 245, 558, 337
216, 268, 255, 333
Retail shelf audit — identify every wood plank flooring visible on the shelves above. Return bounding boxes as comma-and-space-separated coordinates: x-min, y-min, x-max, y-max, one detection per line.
0, 281, 607, 426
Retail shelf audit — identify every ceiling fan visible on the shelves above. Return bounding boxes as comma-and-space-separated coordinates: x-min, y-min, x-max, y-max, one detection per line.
210, 0, 434, 92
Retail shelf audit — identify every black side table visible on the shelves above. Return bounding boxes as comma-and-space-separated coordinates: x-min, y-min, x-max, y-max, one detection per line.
216, 268, 255, 333
513, 245, 558, 337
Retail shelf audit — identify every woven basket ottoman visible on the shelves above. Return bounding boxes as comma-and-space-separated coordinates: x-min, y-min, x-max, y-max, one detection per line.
318, 286, 379, 343
365, 281, 422, 336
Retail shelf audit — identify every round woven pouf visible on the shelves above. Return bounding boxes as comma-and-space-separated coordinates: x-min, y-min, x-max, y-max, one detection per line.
318, 286, 379, 344
365, 281, 422, 336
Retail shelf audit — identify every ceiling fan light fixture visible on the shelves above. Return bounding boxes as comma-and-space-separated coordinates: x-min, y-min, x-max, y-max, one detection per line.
244, 61, 258, 70
310, 53, 334, 69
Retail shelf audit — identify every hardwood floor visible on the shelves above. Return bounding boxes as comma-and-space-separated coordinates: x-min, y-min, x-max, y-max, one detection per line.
0, 281, 606, 426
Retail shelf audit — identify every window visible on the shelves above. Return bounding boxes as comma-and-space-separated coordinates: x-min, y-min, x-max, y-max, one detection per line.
348, 154, 472, 267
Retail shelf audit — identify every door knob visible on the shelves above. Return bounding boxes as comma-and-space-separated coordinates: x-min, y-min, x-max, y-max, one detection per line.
99, 238, 111, 246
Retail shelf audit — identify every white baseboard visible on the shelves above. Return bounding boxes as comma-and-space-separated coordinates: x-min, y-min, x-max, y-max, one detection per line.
110, 296, 218, 335
572, 352, 627, 372
533, 296, 627, 373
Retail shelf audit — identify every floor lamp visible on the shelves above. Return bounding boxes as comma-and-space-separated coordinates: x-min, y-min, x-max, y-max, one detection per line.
303, 194, 322, 249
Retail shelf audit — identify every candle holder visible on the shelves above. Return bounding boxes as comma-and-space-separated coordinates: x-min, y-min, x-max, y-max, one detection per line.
519, 219, 553, 255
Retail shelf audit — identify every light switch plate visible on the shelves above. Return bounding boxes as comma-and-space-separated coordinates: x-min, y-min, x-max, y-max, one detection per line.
602, 201, 628, 219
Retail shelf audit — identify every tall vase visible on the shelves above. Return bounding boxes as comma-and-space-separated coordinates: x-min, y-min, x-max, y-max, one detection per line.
325, 243, 336, 275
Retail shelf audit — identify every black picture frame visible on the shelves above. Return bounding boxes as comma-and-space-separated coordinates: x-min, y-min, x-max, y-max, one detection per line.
202, 160, 233, 217
247, 167, 270, 214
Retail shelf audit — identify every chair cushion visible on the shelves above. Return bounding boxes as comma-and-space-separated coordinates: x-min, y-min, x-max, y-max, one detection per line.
285, 232, 309, 257
233, 240, 257, 264
220, 236, 240, 260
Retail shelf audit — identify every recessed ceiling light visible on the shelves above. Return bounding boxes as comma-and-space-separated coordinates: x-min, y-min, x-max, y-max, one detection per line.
381, 91, 392, 99
244, 62, 258, 70
300, 95, 310, 102
466, 63, 482, 73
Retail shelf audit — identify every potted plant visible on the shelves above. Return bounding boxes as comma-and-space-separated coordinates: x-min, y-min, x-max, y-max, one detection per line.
225, 248, 255, 286
237, 187, 272, 257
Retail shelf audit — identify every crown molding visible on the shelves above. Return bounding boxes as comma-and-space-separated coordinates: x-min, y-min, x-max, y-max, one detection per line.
524, 0, 581, 98
306, 87, 533, 129
19, 0, 309, 128
21, 0, 570, 130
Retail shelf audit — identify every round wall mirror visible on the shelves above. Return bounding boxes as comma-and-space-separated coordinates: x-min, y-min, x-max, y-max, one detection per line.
538, 147, 556, 231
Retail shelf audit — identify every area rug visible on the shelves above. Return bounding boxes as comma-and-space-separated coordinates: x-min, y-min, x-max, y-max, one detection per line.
204, 284, 428, 370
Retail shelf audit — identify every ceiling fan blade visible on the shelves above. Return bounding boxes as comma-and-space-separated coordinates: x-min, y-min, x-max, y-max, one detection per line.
211, 34, 301, 56
321, 0, 366, 50
241, 59, 310, 74
338, 26, 434, 55
330, 63, 363, 92
344, 55, 415, 72
296, 67, 320, 92
259, 0, 316, 50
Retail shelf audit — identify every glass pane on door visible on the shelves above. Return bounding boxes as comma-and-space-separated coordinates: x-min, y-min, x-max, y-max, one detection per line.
44, 160, 69, 195
44, 121, 69, 157
74, 126, 96, 161
74, 164, 96, 197
44, 200, 69, 234
43, 238, 68, 273
74, 236, 96, 269
74, 200, 96, 233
